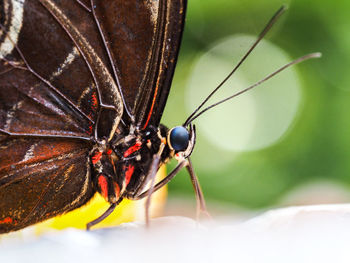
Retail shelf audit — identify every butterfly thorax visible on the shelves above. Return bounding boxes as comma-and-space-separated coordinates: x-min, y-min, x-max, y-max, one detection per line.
90, 124, 174, 203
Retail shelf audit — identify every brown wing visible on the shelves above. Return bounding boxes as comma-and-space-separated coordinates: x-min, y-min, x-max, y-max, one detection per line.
93, 0, 187, 128
0, 0, 128, 233
0, 137, 95, 234
0, 0, 123, 139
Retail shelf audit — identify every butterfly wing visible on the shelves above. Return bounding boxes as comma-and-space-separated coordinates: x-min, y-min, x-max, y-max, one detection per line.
93, 0, 187, 128
0, 137, 94, 233
0, 0, 126, 232
0, 0, 124, 138
0, 0, 186, 232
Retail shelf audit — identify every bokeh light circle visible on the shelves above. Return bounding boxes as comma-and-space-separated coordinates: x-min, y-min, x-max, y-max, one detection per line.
186, 35, 302, 152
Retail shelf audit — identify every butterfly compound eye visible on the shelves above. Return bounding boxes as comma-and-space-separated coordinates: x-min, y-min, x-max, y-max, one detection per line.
169, 126, 190, 152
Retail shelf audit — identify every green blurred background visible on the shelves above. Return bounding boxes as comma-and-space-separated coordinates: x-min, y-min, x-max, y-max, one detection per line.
161, 0, 350, 213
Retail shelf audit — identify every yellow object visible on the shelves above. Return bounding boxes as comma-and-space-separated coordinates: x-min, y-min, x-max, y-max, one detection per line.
34, 165, 168, 235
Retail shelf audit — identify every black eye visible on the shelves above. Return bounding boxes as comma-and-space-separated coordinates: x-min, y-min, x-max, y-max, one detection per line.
169, 126, 190, 152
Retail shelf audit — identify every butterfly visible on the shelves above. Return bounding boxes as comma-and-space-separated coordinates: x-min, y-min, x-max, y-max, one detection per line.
0, 0, 320, 234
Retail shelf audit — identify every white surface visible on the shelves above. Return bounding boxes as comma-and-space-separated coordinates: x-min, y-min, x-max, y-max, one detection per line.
2, 204, 350, 263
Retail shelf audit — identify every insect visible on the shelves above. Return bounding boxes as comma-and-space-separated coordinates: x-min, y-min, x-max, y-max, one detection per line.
0, 0, 320, 234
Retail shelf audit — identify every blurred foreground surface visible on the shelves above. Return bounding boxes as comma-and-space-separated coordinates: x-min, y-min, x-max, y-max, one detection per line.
1, 204, 350, 263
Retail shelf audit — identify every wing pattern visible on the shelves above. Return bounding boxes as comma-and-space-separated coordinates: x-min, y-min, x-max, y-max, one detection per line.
0, 0, 187, 233
0, 138, 94, 233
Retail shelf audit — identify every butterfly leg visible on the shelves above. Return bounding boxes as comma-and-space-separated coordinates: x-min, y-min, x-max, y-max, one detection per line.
141, 141, 166, 226
185, 157, 211, 220
86, 198, 123, 231
134, 158, 210, 221
143, 154, 161, 226
133, 160, 188, 201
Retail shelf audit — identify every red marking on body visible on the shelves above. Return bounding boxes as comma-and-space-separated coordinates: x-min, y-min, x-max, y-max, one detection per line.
114, 183, 120, 198
142, 79, 160, 129
98, 175, 109, 200
124, 165, 135, 186
106, 149, 113, 155
0, 217, 12, 224
92, 151, 103, 164
123, 141, 142, 157
91, 92, 98, 108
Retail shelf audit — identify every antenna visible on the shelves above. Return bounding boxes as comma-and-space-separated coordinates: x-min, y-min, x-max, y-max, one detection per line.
184, 6, 295, 126
185, 52, 321, 124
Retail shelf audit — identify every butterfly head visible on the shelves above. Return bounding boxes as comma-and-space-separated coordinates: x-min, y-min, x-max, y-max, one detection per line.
167, 124, 196, 159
